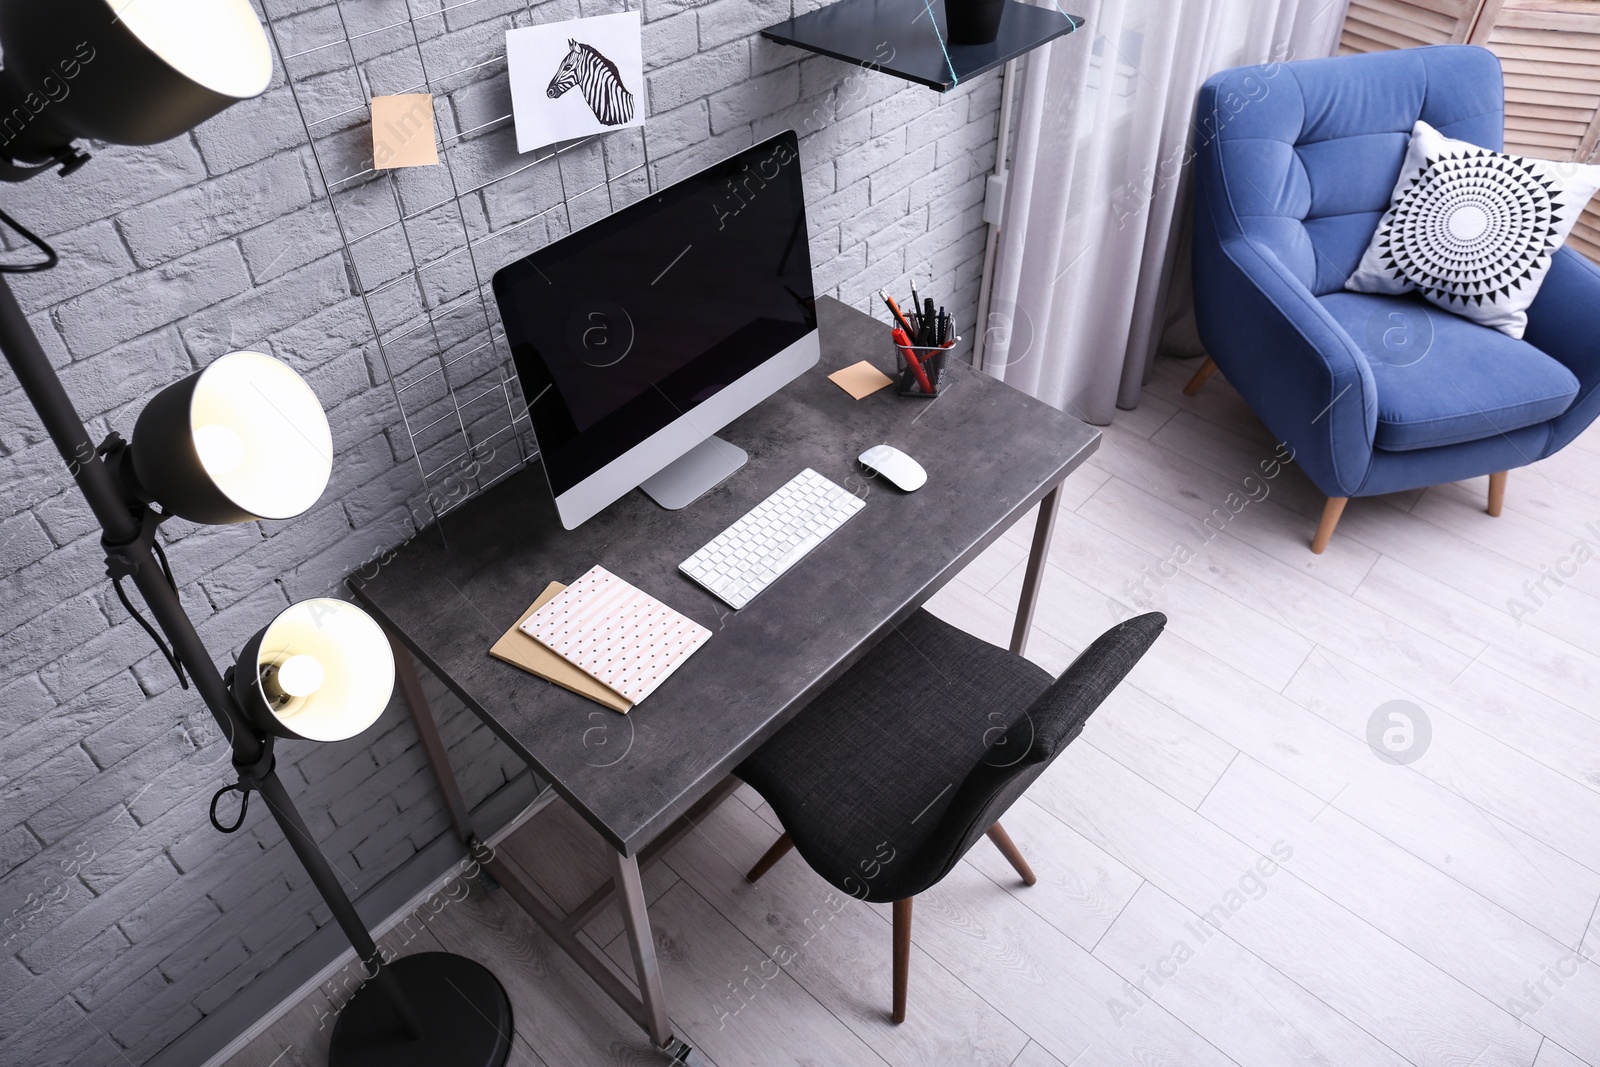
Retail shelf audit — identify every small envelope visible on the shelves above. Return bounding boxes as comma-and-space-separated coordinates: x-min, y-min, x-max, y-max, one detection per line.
828, 360, 894, 399
372, 94, 439, 169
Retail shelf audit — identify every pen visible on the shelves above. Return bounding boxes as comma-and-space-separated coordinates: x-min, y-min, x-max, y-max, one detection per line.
938, 307, 948, 345
922, 298, 937, 347
910, 279, 921, 316
891, 326, 935, 394
878, 289, 916, 336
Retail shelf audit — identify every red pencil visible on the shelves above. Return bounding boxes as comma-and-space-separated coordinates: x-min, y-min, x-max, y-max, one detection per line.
891, 326, 934, 394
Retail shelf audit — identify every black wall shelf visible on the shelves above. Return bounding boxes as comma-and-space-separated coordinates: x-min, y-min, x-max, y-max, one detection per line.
762, 0, 1083, 93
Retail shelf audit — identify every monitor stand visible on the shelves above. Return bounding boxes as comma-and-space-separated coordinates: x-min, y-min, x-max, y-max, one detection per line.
640, 436, 748, 510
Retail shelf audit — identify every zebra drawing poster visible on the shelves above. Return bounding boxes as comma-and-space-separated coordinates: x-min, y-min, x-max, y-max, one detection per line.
548, 40, 635, 126
506, 12, 644, 154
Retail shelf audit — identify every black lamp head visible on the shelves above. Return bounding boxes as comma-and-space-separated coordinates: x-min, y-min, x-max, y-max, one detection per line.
233, 599, 396, 743
0, 0, 272, 170
127, 350, 333, 525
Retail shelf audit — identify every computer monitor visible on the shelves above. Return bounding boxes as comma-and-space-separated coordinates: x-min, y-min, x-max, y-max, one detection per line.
493, 129, 818, 530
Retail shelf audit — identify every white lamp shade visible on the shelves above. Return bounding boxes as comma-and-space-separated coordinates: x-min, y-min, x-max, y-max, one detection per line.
131, 351, 334, 524
236, 599, 396, 743
113, 0, 272, 102
191, 352, 333, 519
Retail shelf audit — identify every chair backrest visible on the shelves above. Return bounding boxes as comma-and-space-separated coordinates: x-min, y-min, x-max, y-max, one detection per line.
888, 612, 1167, 900
1194, 45, 1504, 296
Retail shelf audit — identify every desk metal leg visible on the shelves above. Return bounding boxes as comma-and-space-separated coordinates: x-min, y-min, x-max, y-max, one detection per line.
390, 631, 499, 888
611, 850, 673, 1046
1010, 483, 1062, 657
386, 630, 722, 1061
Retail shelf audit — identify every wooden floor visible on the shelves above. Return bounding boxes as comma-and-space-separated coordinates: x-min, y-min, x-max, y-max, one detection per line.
228, 357, 1600, 1067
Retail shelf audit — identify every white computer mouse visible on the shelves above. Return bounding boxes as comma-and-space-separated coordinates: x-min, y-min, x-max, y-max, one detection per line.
858, 444, 926, 492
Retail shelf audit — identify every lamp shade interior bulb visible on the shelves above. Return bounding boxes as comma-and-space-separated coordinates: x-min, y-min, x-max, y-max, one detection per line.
111, 0, 272, 102
243, 600, 394, 743
274, 654, 325, 698
187, 351, 333, 521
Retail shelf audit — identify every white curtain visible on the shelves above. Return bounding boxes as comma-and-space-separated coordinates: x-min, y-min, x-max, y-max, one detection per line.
980, 0, 1350, 423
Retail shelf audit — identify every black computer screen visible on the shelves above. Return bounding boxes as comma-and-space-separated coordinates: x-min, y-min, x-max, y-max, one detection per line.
493, 130, 816, 496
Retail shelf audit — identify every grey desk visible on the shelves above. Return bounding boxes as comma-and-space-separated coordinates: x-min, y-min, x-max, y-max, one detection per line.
350, 296, 1099, 1057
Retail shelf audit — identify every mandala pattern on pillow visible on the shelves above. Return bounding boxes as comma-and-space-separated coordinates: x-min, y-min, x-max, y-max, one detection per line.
1347, 120, 1600, 338
1383, 151, 1556, 303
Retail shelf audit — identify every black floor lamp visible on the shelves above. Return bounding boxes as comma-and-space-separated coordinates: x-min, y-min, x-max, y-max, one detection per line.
0, 2, 514, 1065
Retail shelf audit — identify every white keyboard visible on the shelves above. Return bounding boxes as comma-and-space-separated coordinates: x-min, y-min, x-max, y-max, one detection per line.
679, 468, 865, 609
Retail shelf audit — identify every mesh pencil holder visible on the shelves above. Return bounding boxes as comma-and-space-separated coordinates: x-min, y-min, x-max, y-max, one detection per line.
893, 339, 952, 398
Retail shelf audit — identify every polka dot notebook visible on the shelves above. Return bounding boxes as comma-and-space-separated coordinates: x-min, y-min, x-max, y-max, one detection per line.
520, 565, 713, 705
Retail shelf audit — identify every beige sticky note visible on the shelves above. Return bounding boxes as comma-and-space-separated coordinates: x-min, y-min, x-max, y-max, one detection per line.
372, 94, 439, 169
828, 360, 894, 399
489, 582, 632, 714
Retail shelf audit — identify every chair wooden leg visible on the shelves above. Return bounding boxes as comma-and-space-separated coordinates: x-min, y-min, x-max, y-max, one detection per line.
744, 832, 793, 883
987, 822, 1037, 886
891, 898, 912, 1024
1311, 496, 1347, 555
1488, 471, 1507, 518
1182, 357, 1218, 396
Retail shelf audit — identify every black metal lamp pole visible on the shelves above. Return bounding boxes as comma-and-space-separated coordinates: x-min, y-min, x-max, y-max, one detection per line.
0, 274, 428, 1039
1, 260, 517, 1066
2, 266, 522, 1064
0, 4, 514, 1061
1, 253, 515, 1067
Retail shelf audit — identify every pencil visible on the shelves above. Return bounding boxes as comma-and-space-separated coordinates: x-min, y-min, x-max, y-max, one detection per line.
878, 288, 916, 336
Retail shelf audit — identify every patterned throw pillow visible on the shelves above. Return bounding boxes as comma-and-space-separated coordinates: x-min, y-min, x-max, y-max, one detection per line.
1346, 120, 1600, 339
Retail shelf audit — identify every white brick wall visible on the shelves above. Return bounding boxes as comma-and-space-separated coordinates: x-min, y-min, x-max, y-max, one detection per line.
0, 0, 1002, 1062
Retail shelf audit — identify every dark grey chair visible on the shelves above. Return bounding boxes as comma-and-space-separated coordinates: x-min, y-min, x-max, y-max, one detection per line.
735, 608, 1167, 1023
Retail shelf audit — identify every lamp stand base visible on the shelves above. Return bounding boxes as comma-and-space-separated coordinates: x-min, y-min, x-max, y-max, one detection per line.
329, 952, 514, 1067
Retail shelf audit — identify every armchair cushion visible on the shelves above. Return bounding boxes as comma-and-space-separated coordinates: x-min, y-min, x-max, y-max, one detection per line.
1346, 120, 1600, 338
1319, 291, 1579, 451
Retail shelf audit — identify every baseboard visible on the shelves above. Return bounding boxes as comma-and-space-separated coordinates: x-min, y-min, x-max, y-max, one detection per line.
148, 772, 554, 1067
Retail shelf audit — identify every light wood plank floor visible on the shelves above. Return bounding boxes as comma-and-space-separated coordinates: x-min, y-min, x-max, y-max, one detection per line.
228, 357, 1600, 1067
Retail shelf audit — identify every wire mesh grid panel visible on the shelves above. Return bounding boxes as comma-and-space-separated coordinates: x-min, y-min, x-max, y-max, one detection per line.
261, 0, 654, 529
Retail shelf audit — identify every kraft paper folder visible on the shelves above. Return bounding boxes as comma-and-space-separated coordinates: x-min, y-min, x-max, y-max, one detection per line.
489, 581, 632, 713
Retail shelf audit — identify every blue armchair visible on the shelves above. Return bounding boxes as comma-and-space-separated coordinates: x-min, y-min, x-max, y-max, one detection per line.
1188, 45, 1600, 552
